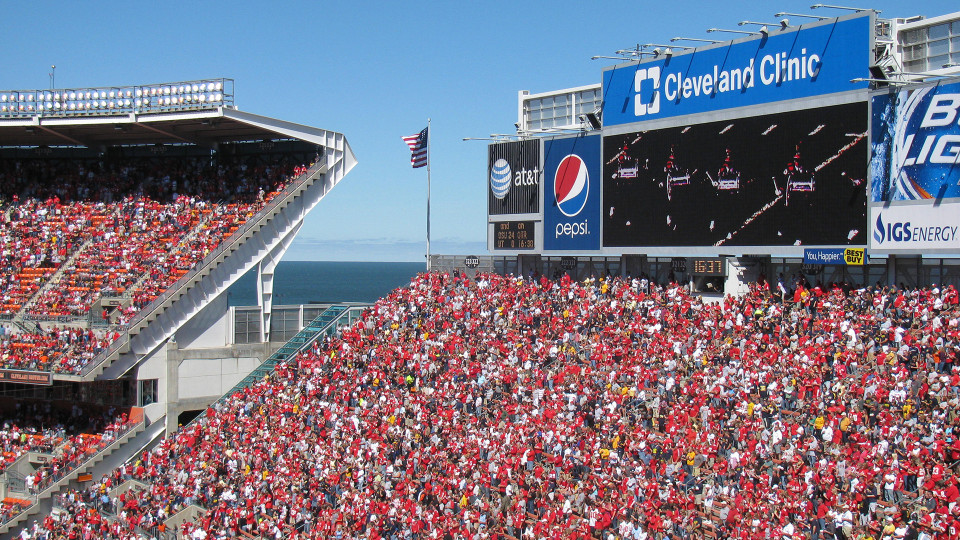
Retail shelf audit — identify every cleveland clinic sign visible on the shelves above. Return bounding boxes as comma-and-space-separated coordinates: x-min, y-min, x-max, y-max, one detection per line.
602, 13, 871, 126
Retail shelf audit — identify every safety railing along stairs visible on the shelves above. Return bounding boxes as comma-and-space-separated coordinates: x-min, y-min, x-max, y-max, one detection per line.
215, 303, 367, 405
67, 304, 367, 540
121, 209, 218, 302
0, 414, 146, 535
72, 159, 331, 381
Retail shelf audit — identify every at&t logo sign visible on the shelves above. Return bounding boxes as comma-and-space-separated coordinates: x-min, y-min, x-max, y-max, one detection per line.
490, 158, 511, 199
490, 158, 540, 200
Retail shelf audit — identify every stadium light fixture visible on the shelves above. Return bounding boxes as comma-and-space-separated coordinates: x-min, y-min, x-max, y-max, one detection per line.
707, 28, 762, 36
536, 127, 584, 134
670, 36, 722, 44
774, 12, 829, 20
811, 4, 880, 14
740, 20, 789, 30
462, 134, 528, 141
644, 43, 693, 51
0, 78, 232, 119
614, 48, 658, 58
591, 55, 633, 61
580, 111, 602, 130
850, 70, 955, 86
850, 77, 907, 84
897, 70, 960, 78
591, 50, 657, 61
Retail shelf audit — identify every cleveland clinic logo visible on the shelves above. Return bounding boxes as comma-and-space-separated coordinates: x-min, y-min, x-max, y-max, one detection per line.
490, 158, 511, 200
634, 66, 661, 117
631, 49, 823, 118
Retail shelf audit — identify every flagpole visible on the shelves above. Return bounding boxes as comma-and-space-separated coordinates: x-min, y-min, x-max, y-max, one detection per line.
426, 118, 432, 272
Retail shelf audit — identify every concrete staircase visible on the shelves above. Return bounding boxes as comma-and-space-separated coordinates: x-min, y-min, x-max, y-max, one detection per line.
123, 210, 217, 300
13, 237, 96, 331
76, 161, 331, 382
0, 419, 146, 536
163, 504, 208, 536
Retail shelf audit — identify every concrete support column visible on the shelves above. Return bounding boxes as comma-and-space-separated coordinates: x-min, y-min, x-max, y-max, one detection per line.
257, 221, 301, 343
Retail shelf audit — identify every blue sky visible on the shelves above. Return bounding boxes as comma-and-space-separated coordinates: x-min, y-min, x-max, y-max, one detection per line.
2, 1, 955, 262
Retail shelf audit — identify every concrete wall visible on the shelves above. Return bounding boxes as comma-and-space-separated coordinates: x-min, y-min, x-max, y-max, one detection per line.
174, 293, 230, 349
136, 345, 168, 426
160, 341, 274, 434
177, 356, 259, 400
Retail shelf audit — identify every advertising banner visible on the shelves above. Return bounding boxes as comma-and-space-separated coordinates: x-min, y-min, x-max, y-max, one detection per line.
870, 202, 960, 251
803, 248, 865, 265
603, 101, 868, 248
488, 140, 541, 215
601, 14, 871, 127
870, 81, 960, 203
544, 134, 601, 251
0, 369, 53, 385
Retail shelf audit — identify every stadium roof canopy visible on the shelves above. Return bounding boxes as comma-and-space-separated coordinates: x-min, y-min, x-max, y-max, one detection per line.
0, 107, 334, 149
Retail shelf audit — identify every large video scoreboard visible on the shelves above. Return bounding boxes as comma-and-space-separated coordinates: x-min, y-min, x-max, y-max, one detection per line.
487, 12, 873, 257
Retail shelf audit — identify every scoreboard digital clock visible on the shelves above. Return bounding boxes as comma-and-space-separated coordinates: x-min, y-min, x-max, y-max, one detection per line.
689, 257, 726, 276
493, 221, 535, 250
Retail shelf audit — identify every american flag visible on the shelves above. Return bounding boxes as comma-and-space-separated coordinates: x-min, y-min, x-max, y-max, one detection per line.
402, 127, 429, 168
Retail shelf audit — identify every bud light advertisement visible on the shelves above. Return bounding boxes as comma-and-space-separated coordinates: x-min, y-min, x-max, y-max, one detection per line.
870, 81, 960, 203
544, 134, 601, 251
488, 140, 541, 215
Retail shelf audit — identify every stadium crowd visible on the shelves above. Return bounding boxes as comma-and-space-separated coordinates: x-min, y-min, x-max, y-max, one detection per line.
0, 152, 309, 374
0, 401, 136, 529
12, 271, 960, 540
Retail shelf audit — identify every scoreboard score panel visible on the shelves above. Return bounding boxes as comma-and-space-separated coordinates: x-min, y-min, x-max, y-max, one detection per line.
493, 220, 535, 250
690, 257, 726, 276
671, 257, 726, 275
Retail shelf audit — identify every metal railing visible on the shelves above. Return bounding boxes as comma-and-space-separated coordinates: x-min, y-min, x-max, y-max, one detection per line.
105, 304, 368, 538
213, 304, 367, 406
0, 417, 144, 526
77, 158, 327, 378
13, 305, 367, 537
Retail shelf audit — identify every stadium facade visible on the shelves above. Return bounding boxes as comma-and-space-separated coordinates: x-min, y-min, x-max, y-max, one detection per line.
0, 80, 356, 441
473, 9, 960, 294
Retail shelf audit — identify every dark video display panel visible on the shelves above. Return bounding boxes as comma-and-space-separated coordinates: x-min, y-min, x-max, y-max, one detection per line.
603, 101, 868, 248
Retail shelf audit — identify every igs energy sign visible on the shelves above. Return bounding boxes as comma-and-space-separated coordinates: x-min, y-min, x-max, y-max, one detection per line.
544, 134, 601, 251
870, 204, 960, 251
488, 140, 541, 215
601, 13, 871, 127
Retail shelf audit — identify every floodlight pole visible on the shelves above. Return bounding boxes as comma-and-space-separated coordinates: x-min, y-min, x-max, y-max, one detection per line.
50, 65, 55, 90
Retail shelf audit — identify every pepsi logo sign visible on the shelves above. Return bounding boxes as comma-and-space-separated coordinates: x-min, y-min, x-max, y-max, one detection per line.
490, 158, 512, 200
554, 154, 589, 217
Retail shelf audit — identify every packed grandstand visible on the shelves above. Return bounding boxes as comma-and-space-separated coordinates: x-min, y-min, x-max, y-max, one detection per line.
2, 270, 956, 539
0, 147, 314, 375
